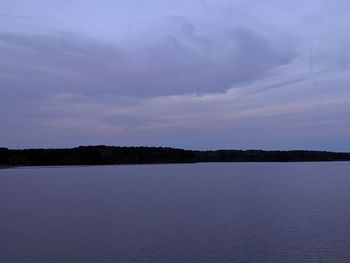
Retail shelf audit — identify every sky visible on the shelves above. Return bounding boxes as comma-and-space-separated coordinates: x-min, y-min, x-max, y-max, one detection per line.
0, 0, 349, 151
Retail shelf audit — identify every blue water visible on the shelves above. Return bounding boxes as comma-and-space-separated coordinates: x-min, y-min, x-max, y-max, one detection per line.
0, 162, 350, 262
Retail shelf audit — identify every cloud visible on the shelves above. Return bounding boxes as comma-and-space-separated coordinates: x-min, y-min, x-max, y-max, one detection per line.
2, 64, 349, 150
0, 21, 295, 100
0, 2, 349, 151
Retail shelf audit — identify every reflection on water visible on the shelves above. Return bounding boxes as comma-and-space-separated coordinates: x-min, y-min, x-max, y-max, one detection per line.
1, 162, 350, 262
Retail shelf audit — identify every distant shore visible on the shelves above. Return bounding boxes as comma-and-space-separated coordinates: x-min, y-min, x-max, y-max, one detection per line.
1, 146, 350, 167
0, 166, 12, 169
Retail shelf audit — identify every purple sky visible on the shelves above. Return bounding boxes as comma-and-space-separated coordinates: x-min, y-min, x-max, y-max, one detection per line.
1, 0, 349, 151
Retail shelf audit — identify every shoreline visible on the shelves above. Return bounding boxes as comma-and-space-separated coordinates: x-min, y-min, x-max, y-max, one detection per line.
1, 160, 350, 169
1, 146, 350, 167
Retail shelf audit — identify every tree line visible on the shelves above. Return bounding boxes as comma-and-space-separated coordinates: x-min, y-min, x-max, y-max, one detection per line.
1, 146, 350, 167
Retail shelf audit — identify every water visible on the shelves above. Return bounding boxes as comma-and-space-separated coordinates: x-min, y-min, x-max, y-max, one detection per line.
0, 162, 350, 262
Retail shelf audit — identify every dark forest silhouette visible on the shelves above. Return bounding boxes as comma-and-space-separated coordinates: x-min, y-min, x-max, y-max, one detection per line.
1, 146, 350, 167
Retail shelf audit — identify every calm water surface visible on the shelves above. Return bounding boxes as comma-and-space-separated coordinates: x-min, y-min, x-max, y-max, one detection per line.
0, 162, 350, 262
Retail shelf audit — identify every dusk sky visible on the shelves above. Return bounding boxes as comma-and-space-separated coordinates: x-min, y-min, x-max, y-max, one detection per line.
1, 0, 349, 151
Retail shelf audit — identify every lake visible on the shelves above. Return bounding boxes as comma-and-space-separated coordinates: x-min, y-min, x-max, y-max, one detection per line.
1, 162, 350, 262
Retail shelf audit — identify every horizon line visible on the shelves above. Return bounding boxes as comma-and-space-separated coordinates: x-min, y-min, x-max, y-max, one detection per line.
1, 145, 350, 154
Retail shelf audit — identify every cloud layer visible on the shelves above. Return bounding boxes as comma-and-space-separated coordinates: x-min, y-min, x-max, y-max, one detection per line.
0, 0, 349, 150
0, 23, 295, 98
